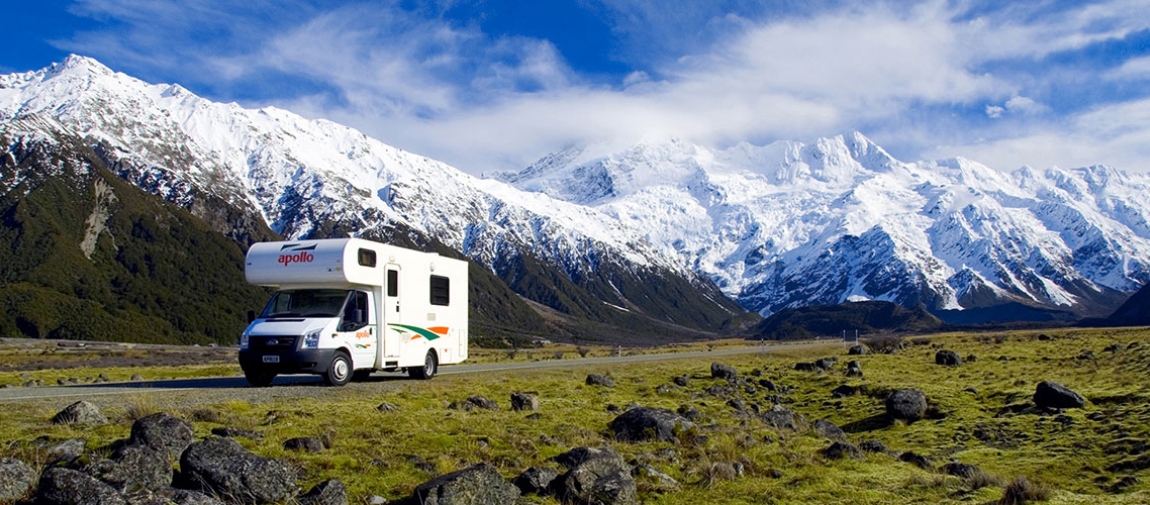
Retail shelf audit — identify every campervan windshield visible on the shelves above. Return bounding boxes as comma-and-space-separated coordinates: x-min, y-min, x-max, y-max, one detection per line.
261, 289, 349, 318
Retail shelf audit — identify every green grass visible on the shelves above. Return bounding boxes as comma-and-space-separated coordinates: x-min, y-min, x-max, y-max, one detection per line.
2, 328, 1149, 504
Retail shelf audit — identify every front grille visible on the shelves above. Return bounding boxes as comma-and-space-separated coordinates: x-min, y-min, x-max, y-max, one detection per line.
251, 335, 298, 351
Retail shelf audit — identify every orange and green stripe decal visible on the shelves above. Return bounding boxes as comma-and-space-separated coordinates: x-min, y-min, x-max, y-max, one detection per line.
388, 324, 449, 341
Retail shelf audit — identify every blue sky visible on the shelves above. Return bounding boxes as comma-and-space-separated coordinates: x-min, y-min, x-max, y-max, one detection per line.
6, 0, 1150, 174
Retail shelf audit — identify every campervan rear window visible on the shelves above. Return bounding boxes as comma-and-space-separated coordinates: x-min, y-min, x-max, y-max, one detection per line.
358, 248, 377, 267
430, 275, 450, 306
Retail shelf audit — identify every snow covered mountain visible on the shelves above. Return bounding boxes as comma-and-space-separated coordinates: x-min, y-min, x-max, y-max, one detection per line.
495, 133, 1150, 318
4, 55, 1147, 327
0, 56, 744, 337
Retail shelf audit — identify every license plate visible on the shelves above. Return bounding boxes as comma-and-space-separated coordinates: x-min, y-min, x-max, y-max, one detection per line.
262, 355, 280, 363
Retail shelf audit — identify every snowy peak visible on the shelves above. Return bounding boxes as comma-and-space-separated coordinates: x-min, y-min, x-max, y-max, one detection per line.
502, 131, 1150, 318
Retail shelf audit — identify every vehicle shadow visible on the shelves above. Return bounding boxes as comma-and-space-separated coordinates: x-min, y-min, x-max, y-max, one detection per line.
62, 372, 412, 391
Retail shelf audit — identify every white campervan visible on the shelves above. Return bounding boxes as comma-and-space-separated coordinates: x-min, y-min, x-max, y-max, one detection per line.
238, 238, 468, 386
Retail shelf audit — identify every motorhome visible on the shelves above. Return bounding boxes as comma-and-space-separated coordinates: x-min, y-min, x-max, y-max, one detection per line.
239, 238, 468, 386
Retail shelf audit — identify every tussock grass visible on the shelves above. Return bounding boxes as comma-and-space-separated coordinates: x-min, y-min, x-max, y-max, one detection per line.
1, 328, 1150, 504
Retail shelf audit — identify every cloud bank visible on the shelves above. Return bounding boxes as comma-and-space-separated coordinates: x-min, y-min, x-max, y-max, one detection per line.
54, 0, 1150, 174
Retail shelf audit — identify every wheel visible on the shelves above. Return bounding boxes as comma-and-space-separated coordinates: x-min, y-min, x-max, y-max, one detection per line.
408, 350, 438, 380
243, 368, 276, 387
352, 369, 373, 382
324, 352, 352, 387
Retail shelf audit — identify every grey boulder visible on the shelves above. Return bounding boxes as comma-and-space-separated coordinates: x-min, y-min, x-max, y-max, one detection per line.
37, 467, 126, 505
608, 408, 695, 443
411, 463, 519, 505
0, 457, 36, 503
177, 437, 299, 504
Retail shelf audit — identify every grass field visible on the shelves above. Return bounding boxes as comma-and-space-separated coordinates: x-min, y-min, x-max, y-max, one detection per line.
2, 327, 1149, 504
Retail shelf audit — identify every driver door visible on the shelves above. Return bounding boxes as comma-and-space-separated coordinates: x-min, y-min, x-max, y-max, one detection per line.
337, 290, 377, 368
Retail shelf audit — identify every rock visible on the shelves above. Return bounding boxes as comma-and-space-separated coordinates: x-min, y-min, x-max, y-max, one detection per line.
298, 479, 347, 505
411, 463, 519, 505
51, 401, 107, 425
886, 388, 928, 422
512, 467, 558, 495
819, 442, 862, 460
1037, 334, 1051, 341
178, 437, 299, 504
859, 440, 887, 453
935, 350, 961, 366
123, 488, 225, 505
831, 385, 860, 398
758, 379, 777, 391
726, 399, 746, 412
36, 467, 126, 505
465, 396, 499, 411
283, 437, 325, 453
89, 444, 172, 492
376, 403, 399, 412
848, 345, 868, 355
130, 413, 194, 462
209, 428, 264, 440
368, 495, 387, 505
760, 406, 803, 431
710, 363, 737, 380
675, 405, 700, 421
898, 452, 930, 469
940, 462, 982, 479
655, 384, 674, 394
631, 464, 678, 490
585, 375, 615, 388
672, 376, 689, 387
0, 457, 36, 504
793, 362, 818, 372
510, 393, 539, 412
845, 361, 863, 377
551, 447, 636, 505
45, 438, 87, 465
767, 469, 784, 479
1034, 381, 1086, 409
813, 419, 846, 440
608, 408, 695, 443
814, 358, 837, 370
130, 375, 144, 382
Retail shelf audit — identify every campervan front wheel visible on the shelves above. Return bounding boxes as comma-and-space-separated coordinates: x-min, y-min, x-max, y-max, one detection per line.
409, 350, 438, 380
244, 369, 276, 387
325, 352, 352, 386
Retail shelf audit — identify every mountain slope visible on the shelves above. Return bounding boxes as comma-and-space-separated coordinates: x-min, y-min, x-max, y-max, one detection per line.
1105, 282, 1150, 327
0, 56, 745, 340
0, 117, 275, 343
747, 301, 944, 340
497, 135, 1150, 319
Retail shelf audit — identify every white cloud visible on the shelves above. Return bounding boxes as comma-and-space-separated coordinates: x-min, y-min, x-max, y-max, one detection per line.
929, 98, 1150, 172
53, 0, 1150, 175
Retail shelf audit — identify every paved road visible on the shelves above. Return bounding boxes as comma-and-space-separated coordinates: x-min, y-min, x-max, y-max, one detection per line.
0, 341, 838, 402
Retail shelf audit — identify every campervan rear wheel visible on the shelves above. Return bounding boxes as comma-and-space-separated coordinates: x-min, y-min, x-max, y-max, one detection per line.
325, 352, 352, 386
409, 350, 438, 380
244, 369, 276, 387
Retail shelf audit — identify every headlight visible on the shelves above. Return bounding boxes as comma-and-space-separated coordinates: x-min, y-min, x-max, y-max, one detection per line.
303, 329, 321, 349
239, 329, 251, 350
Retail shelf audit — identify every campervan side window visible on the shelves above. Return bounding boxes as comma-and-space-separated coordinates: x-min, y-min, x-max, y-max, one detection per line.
430, 275, 450, 306
358, 248, 377, 267
387, 270, 398, 297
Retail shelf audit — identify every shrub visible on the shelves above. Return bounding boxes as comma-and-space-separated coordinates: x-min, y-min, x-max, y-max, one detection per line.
999, 477, 1050, 505
864, 335, 904, 354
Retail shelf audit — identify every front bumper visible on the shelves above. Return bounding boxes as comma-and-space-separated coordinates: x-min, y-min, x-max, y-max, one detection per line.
239, 348, 337, 375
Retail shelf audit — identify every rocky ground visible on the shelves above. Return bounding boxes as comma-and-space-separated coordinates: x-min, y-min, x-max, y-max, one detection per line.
1, 327, 1149, 504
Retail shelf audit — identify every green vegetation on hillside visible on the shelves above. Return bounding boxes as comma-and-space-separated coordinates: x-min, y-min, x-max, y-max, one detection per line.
747, 300, 943, 340
0, 129, 272, 345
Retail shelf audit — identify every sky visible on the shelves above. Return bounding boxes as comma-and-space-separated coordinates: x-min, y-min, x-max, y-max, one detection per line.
6, 0, 1150, 175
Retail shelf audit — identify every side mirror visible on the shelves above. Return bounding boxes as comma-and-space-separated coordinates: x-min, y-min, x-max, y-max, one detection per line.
247, 310, 256, 323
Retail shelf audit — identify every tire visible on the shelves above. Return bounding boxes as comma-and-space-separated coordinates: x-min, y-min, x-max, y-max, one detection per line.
409, 350, 438, 380
324, 352, 353, 387
352, 369, 373, 382
244, 369, 276, 387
